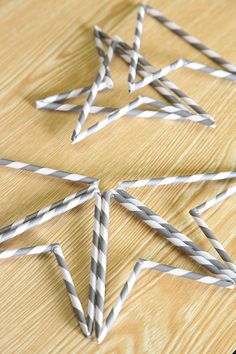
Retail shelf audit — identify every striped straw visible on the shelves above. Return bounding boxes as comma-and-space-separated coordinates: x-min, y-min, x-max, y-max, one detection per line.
118, 171, 236, 189
112, 35, 226, 125
0, 244, 53, 259
0, 158, 98, 185
0, 157, 101, 335
36, 81, 109, 105
128, 4, 145, 90
71, 38, 117, 143
0, 186, 94, 236
87, 191, 102, 334
145, 5, 236, 74
53, 244, 91, 337
0, 187, 97, 244
95, 191, 111, 338
183, 59, 236, 80
94, 25, 113, 89
192, 183, 236, 214
130, 58, 185, 92
37, 28, 200, 136
190, 184, 236, 274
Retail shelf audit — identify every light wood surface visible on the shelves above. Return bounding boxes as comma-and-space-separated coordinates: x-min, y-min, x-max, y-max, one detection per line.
0, 0, 235, 352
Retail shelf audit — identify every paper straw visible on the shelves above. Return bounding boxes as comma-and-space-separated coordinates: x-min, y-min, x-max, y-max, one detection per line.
0, 244, 54, 259
37, 28, 200, 140
0, 157, 101, 335
97, 259, 143, 343
116, 44, 191, 112
53, 243, 92, 336
0, 187, 97, 244
158, 76, 214, 118
190, 208, 236, 274
130, 58, 185, 91
192, 183, 236, 214
116, 44, 190, 111
94, 25, 113, 89
183, 59, 236, 80
95, 191, 111, 338
118, 171, 236, 189
37, 81, 109, 104
71, 38, 117, 143
190, 184, 236, 274
145, 5, 236, 74
37, 17, 235, 143
0, 186, 94, 236
128, 4, 145, 90
0, 158, 98, 185
87, 191, 102, 334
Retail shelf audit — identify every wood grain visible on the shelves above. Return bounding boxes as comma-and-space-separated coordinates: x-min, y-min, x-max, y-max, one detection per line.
0, 0, 235, 352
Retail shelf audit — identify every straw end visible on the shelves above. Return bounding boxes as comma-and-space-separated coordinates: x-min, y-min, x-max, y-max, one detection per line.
35, 100, 45, 110
94, 24, 101, 31
105, 77, 114, 89
97, 337, 104, 344
71, 130, 78, 144
113, 35, 122, 43
189, 208, 198, 217
128, 82, 134, 93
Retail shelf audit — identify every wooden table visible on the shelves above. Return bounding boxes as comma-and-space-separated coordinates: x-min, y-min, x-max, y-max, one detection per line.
0, 0, 235, 352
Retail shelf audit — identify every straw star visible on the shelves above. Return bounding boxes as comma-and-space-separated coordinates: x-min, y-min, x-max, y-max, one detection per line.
35, 3, 236, 144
